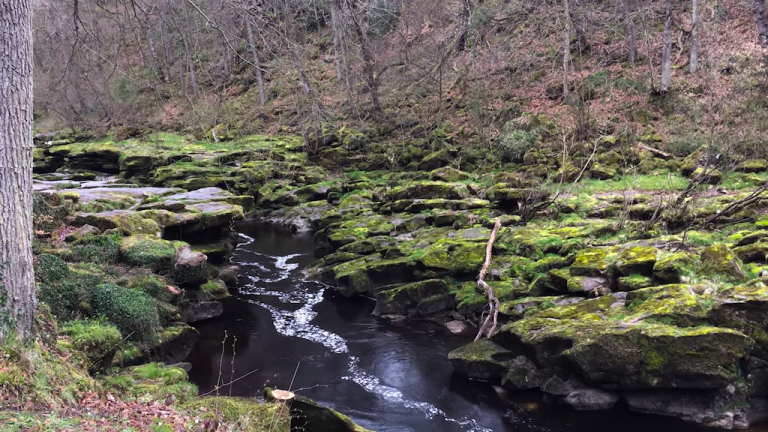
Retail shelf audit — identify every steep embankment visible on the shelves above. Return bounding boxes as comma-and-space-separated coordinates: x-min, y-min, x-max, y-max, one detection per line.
31, 128, 768, 429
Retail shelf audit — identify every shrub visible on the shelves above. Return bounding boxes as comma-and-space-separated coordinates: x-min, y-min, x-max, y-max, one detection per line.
92, 283, 160, 343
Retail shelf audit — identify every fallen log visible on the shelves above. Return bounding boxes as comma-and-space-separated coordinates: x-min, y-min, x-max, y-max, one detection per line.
475, 217, 502, 341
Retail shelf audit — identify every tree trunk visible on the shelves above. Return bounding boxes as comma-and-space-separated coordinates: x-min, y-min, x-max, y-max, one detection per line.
245, 19, 266, 107
756, 0, 768, 47
329, 1, 344, 81
456, 0, 471, 53
0, 0, 36, 340
622, 0, 636, 69
570, 0, 589, 53
348, 2, 381, 115
563, 0, 571, 98
690, 0, 699, 73
661, 0, 673, 92
331, 0, 353, 108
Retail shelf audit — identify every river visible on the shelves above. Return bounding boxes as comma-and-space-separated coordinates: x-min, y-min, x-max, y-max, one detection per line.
185, 221, 708, 432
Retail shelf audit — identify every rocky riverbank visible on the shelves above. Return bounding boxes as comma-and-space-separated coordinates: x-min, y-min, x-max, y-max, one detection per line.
31, 128, 768, 429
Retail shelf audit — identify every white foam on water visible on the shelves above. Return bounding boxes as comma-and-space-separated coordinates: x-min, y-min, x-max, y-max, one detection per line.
343, 356, 493, 432
237, 242, 491, 432
244, 288, 349, 354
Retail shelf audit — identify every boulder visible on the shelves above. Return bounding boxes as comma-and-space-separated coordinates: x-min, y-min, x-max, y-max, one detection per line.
653, 252, 697, 283
614, 246, 658, 276
495, 318, 753, 390
373, 279, 454, 317
70, 210, 161, 235
218, 266, 240, 287
623, 389, 744, 429
384, 181, 470, 201
448, 339, 515, 381
118, 235, 177, 271
563, 389, 620, 410
65, 224, 101, 243
430, 166, 471, 182
701, 243, 748, 282
737, 159, 768, 173
182, 301, 223, 323
501, 356, 540, 390
418, 149, 453, 170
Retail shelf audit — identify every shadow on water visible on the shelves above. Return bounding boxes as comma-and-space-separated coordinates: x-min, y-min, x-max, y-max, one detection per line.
185, 221, 712, 432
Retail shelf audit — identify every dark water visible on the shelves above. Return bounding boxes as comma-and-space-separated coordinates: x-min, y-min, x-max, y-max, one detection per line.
185, 222, 708, 432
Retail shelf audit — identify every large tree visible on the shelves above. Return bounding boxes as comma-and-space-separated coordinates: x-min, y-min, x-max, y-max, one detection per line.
0, 0, 36, 340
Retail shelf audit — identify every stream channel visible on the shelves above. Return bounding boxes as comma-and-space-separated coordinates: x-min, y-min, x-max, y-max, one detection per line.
185, 221, 709, 432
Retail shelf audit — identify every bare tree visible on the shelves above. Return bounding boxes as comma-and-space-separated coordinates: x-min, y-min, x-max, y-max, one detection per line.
756, 0, 768, 47
570, 0, 589, 53
245, 18, 266, 107
456, 0, 471, 53
0, 0, 36, 340
690, 0, 699, 73
346, 0, 381, 115
563, 0, 572, 98
622, 0, 636, 69
661, 0, 673, 92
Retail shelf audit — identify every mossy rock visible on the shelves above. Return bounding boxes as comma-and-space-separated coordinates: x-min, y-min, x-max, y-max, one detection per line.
590, 163, 617, 180
448, 339, 515, 381
570, 248, 612, 277
733, 242, 768, 264
384, 181, 470, 201
113, 362, 197, 403
624, 284, 712, 327
373, 279, 454, 317
118, 235, 178, 271
92, 283, 160, 343
653, 252, 698, 283
566, 276, 609, 295
690, 167, 723, 185
617, 274, 654, 291
736, 159, 768, 173
70, 210, 161, 235
418, 148, 454, 170
200, 279, 230, 300
557, 162, 581, 182
492, 172, 537, 188
495, 318, 753, 390
418, 239, 486, 276
700, 243, 748, 282
60, 319, 122, 375
710, 284, 768, 356
430, 166, 471, 182
402, 198, 489, 213
614, 246, 658, 277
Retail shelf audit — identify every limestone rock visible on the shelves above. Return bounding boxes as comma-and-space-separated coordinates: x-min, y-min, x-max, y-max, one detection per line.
448, 339, 515, 381
563, 389, 620, 410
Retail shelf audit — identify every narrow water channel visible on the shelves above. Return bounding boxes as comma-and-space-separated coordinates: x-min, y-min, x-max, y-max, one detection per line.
185, 221, 708, 432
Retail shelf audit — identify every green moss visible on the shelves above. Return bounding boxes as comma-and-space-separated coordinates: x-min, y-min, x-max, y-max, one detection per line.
118, 235, 177, 270
60, 319, 121, 375
92, 283, 160, 343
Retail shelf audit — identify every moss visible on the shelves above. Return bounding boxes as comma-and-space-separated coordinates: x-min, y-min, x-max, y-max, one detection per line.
200, 279, 230, 299
617, 274, 655, 291
419, 239, 486, 275
614, 246, 658, 276
92, 283, 160, 343
118, 235, 177, 270
653, 252, 698, 283
700, 243, 748, 282
36, 254, 105, 321
60, 319, 121, 375
570, 247, 611, 277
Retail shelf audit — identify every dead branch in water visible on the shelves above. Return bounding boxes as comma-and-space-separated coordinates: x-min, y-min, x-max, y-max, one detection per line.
475, 217, 502, 341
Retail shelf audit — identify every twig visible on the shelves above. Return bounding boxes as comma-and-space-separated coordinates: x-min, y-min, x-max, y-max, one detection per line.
475, 217, 502, 341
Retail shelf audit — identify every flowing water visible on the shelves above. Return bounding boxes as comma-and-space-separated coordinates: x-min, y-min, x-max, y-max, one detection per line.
185, 222, 707, 432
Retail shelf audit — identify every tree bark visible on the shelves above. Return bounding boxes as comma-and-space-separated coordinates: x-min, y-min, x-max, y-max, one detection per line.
661, 0, 673, 92
756, 0, 768, 48
690, 0, 699, 73
329, 1, 344, 81
570, 0, 589, 53
245, 19, 266, 107
563, 0, 571, 98
0, 0, 36, 340
456, 0, 471, 53
331, 0, 353, 108
622, 0, 636, 69
347, 1, 381, 115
